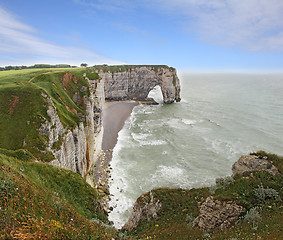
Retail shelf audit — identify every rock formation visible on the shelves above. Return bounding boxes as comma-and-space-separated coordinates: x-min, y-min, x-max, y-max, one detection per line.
232, 154, 280, 177
100, 65, 181, 104
123, 191, 162, 231
192, 196, 245, 232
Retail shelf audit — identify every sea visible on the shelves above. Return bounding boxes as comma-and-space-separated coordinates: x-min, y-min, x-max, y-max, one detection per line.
108, 73, 283, 229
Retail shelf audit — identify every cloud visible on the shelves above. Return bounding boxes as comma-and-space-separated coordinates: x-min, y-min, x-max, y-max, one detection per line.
74, 0, 283, 51
0, 7, 121, 66
161, 0, 283, 51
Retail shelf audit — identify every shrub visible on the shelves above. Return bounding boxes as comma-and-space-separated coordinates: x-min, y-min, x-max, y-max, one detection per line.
243, 207, 261, 223
209, 176, 235, 193
254, 184, 281, 201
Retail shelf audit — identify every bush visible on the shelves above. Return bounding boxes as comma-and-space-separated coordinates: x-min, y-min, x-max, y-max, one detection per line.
243, 207, 261, 223
254, 184, 281, 201
209, 176, 235, 193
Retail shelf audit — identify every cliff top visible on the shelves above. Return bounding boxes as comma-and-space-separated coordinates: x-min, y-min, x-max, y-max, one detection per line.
92, 64, 176, 73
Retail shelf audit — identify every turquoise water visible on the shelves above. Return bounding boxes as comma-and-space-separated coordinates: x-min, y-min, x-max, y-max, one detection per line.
108, 73, 283, 228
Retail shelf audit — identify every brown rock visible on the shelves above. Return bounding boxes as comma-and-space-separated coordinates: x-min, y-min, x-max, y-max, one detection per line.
232, 154, 280, 177
193, 196, 245, 232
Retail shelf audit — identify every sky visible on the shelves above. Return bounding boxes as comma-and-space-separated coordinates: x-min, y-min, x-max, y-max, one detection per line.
1, 0, 283, 72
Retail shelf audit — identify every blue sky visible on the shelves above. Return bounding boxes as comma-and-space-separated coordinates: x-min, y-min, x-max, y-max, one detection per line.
1, 0, 283, 72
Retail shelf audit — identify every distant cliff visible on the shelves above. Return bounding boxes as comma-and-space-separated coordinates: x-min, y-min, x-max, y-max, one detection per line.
95, 65, 181, 104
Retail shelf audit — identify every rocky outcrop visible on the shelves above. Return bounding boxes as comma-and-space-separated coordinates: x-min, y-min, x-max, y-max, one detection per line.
101, 66, 181, 104
193, 196, 245, 232
123, 191, 162, 231
232, 154, 280, 177
39, 75, 104, 187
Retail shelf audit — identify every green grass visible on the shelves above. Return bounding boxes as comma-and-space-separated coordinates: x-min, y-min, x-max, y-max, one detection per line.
0, 153, 119, 239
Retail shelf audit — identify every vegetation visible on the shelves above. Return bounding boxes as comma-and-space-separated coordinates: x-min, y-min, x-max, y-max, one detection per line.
0, 64, 75, 71
0, 152, 120, 239
92, 64, 175, 73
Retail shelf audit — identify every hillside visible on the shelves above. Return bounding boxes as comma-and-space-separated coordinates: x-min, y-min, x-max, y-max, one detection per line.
0, 151, 119, 239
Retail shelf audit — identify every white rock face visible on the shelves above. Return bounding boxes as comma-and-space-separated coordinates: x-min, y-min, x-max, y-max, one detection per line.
40, 77, 104, 187
102, 66, 181, 103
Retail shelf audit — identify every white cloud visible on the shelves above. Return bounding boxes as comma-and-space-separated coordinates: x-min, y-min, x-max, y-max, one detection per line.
151, 0, 283, 51
74, 0, 283, 51
0, 7, 121, 66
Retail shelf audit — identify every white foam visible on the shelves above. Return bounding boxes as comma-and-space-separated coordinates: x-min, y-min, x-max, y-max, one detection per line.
182, 119, 203, 125
139, 139, 167, 146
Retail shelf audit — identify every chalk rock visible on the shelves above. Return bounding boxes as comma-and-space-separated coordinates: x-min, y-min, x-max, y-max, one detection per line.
101, 66, 181, 104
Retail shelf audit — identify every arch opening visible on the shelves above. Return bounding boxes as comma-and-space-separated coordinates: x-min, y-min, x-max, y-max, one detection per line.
147, 85, 163, 104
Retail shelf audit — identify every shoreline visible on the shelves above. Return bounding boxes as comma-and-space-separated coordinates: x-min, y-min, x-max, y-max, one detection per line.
93, 101, 138, 210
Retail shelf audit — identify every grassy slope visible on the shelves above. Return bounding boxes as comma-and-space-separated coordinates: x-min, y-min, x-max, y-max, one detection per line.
127, 151, 283, 240
0, 68, 99, 161
0, 152, 120, 239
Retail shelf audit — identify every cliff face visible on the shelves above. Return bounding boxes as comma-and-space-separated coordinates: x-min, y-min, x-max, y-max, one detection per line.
39, 74, 104, 186
101, 66, 181, 104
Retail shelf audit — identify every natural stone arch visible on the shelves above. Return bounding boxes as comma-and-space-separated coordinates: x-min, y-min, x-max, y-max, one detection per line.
147, 85, 163, 104
101, 65, 181, 104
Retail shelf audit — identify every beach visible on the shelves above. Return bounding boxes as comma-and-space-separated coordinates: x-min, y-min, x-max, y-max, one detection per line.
93, 101, 138, 207
102, 101, 138, 151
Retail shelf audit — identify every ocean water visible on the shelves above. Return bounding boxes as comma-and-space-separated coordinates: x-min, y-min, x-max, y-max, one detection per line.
108, 73, 283, 228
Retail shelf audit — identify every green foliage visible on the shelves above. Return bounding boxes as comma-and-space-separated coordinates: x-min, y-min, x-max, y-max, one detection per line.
254, 184, 281, 201
0, 148, 35, 162
0, 153, 118, 239
209, 176, 235, 193
243, 207, 261, 223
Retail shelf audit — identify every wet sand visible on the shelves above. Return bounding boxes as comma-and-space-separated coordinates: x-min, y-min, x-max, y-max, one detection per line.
102, 101, 138, 151
93, 101, 138, 208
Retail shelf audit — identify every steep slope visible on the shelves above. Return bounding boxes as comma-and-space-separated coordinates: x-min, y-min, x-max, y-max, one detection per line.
0, 151, 119, 239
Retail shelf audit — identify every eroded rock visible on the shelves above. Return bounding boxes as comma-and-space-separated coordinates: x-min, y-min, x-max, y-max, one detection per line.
193, 196, 245, 232
232, 154, 280, 177
122, 191, 162, 231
